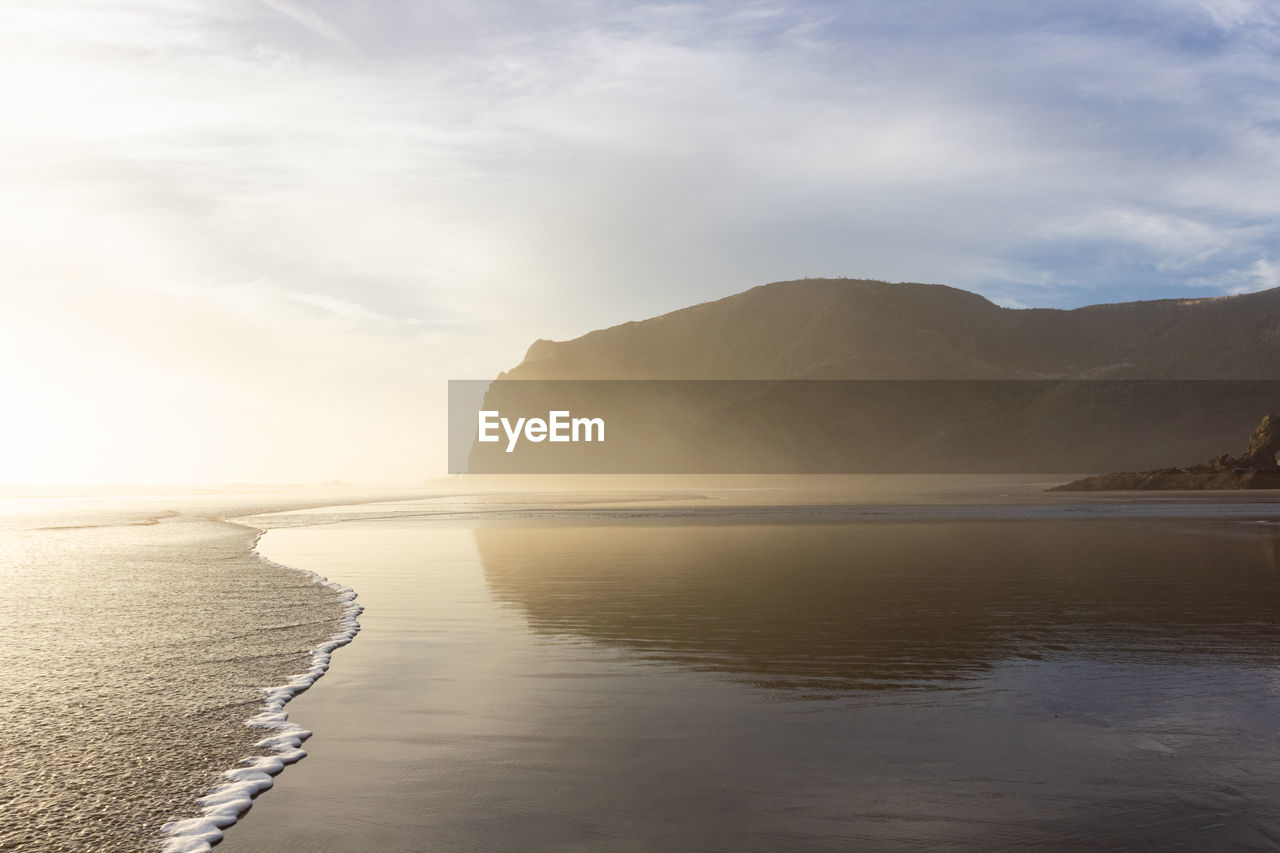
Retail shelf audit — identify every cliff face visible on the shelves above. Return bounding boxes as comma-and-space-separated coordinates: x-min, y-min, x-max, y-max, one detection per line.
503, 279, 1280, 380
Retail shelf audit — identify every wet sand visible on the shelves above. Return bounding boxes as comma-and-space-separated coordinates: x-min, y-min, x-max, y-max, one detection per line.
220, 487, 1280, 851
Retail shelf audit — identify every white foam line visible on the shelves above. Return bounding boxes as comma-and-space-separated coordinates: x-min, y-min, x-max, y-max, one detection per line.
160, 535, 362, 853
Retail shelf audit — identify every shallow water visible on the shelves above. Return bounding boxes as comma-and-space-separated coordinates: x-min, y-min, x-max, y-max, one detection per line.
222, 502, 1280, 851
0, 491, 419, 852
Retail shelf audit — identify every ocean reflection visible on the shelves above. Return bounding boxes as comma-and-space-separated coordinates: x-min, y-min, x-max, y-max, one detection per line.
476, 518, 1280, 694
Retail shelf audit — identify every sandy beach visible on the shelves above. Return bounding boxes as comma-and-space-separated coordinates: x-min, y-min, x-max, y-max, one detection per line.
12, 2, 1280, 849
218, 484, 1280, 851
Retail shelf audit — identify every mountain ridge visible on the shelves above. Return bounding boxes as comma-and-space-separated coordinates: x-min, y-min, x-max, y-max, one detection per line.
504, 279, 1280, 380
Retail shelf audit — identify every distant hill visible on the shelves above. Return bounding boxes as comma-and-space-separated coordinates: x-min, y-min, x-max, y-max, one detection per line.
502, 279, 1280, 380
471, 280, 1280, 475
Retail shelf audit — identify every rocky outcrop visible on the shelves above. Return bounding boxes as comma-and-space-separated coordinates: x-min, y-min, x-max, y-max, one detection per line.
1241, 413, 1280, 468
1051, 415, 1280, 491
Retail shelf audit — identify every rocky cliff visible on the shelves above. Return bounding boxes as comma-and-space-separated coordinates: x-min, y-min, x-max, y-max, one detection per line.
1052, 415, 1280, 490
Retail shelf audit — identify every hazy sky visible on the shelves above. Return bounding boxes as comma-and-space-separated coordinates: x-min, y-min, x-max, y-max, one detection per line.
2, 0, 1278, 484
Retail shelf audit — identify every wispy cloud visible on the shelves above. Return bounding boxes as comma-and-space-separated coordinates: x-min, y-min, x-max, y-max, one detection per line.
1180, 0, 1280, 31
288, 292, 422, 328
258, 0, 350, 47
2, 0, 1280, 480
1193, 257, 1280, 294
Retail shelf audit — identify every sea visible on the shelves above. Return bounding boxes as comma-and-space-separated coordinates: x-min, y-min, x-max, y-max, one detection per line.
4, 481, 1280, 851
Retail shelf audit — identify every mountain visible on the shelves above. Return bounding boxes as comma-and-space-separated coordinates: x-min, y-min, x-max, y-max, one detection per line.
502, 279, 1280, 380
469, 280, 1280, 475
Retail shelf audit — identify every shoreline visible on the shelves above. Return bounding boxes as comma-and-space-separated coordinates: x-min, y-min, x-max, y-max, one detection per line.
0, 490, 431, 853
160, 482, 1280, 851
158, 526, 364, 853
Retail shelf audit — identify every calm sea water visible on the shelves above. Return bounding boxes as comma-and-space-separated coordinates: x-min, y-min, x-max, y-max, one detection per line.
219, 492, 1280, 852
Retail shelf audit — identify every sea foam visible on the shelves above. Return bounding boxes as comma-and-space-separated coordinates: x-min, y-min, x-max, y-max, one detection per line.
160, 537, 362, 853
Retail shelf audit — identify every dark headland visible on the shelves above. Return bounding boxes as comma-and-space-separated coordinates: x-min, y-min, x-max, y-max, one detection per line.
1052, 414, 1280, 491
503, 278, 1280, 381
476, 279, 1280, 475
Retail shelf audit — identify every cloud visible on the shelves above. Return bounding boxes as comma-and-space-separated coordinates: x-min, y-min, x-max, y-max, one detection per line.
1194, 257, 1280, 295
1252, 258, 1280, 288
258, 0, 350, 46
1034, 208, 1238, 269
287, 291, 422, 328
3, 0, 1280, 480
1179, 0, 1280, 31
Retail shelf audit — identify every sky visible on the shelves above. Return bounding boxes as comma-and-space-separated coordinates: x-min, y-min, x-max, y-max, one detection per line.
1, 0, 1279, 484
